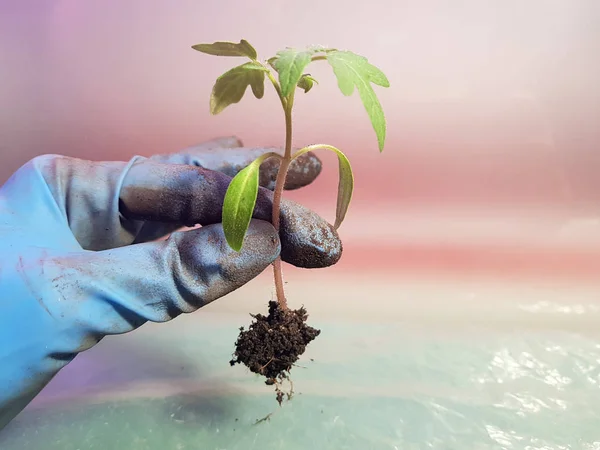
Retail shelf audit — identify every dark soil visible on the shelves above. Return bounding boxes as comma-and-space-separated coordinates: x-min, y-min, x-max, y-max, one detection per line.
230, 301, 320, 405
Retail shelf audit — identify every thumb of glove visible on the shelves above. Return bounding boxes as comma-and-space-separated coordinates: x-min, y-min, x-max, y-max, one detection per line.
0, 220, 279, 429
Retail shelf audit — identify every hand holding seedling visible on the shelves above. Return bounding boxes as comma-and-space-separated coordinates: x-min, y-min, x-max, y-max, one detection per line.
192, 39, 389, 405
0, 137, 341, 430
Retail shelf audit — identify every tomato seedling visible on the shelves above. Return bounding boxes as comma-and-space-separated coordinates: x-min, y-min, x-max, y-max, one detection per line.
192, 39, 389, 405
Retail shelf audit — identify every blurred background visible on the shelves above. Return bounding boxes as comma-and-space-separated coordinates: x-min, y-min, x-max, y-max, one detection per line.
3, 1, 600, 448
2, 0, 600, 281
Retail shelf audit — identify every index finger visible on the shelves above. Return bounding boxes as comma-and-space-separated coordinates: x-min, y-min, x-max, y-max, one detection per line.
149, 136, 322, 191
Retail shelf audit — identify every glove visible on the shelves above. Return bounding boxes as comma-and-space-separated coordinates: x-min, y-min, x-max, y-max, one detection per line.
0, 136, 342, 430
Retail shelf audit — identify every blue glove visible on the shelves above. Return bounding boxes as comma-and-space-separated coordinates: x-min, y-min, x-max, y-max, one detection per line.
0, 136, 342, 430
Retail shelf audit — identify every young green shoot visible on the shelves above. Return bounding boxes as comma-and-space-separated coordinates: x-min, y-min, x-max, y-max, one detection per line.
192, 39, 389, 310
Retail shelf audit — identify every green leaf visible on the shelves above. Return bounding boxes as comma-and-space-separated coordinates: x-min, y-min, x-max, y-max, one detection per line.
191, 39, 257, 60
271, 48, 313, 98
222, 152, 282, 251
297, 74, 318, 93
326, 51, 390, 152
210, 62, 268, 115
307, 45, 338, 53
292, 145, 354, 229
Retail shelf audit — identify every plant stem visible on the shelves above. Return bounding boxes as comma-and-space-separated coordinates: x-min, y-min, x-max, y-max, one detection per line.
272, 101, 294, 230
270, 92, 295, 311
262, 62, 296, 311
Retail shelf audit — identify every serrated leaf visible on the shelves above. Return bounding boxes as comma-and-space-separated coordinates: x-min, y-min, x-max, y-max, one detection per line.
269, 46, 337, 68
272, 48, 313, 98
297, 74, 318, 93
326, 51, 390, 151
307, 45, 337, 53
223, 152, 281, 251
292, 145, 354, 229
210, 62, 267, 115
192, 39, 257, 60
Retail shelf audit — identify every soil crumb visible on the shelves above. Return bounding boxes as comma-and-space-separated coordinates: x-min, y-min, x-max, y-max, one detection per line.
230, 300, 320, 404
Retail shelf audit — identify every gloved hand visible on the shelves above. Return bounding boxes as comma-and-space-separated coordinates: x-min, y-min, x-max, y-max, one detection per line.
0, 136, 342, 430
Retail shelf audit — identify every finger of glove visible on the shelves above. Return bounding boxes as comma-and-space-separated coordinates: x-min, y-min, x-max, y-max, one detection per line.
44, 220, 280, 336
150, 141, 322, 191
126, 141, 322, 243
3, 133, 323, 252
120, 159, 342, 268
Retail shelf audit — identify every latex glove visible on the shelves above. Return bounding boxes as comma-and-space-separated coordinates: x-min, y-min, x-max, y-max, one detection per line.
0, 136, 341, 430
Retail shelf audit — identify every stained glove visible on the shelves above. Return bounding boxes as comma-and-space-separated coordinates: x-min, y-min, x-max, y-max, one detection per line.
0, 136, 342, 430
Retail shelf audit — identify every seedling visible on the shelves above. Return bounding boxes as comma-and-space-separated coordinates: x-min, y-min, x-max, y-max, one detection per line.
192, 39, 389, 405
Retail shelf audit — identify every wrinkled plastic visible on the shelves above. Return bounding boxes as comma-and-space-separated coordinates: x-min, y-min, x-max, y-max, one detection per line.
2, 275, 599, 449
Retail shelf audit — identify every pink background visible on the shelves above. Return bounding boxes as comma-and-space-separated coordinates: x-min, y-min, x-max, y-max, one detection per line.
2, 0, 600, 280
